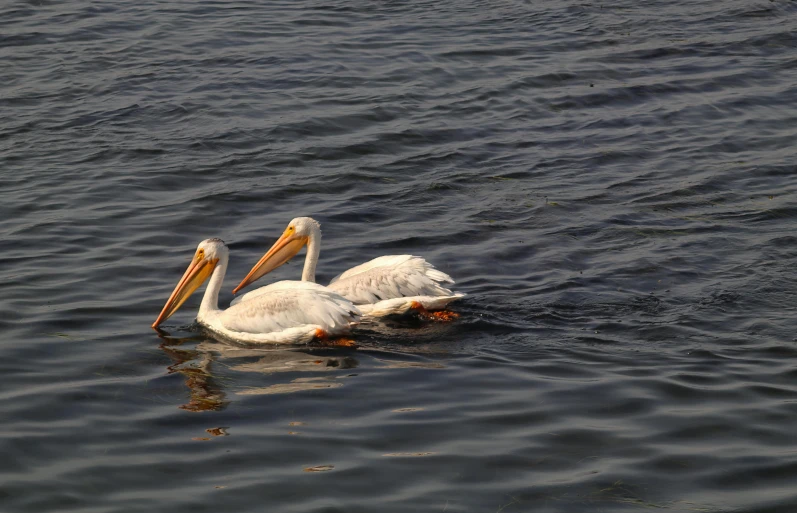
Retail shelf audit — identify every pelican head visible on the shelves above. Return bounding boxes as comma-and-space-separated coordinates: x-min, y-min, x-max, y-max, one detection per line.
152, 238, 227, 329
232, 217, 320, 294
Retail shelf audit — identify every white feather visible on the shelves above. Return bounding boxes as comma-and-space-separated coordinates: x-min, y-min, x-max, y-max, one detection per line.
158, 239, 360, 345
235, 218, 465, 320
358, 294, 466, 317
327, 254, 461, 308
220, 283, 358, 335
231, 280, 334, 306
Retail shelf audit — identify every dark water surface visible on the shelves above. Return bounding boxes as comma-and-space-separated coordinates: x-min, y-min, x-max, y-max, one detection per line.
3, 1, 797, 511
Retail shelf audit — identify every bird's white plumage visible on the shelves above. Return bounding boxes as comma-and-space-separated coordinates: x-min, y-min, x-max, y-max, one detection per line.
356, 294, 466, 317
155, 239, 359, 345
230, 280, 334, 306
234, 218, 464, 318
328, 254, 455, 305
220, 281, 358, 334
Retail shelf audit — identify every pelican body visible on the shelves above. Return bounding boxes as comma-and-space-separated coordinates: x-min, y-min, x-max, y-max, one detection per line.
232, 218, 464, 317
152, 238, 360, 344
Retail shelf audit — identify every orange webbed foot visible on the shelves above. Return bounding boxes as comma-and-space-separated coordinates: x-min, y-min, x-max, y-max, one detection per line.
428, 310, 459, 322
410, 302, 459, 322
317, 337, 358, 348
313, 329, 357, 348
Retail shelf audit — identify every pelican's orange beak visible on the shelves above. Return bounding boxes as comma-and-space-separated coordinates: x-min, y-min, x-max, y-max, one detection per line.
152, 251, 219, 329
233, 228, 308, 294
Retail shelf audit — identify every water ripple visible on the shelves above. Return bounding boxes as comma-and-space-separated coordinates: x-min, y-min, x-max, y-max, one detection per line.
3, 0, 797, 511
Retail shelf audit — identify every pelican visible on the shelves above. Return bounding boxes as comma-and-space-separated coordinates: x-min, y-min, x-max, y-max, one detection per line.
231, 217, 464, 317
152, 238, 360, 344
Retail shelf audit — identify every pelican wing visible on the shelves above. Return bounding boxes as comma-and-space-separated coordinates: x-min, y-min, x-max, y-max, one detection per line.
221, 281, 359, 334
327, 255, 455, 305
230, 280, 331, 306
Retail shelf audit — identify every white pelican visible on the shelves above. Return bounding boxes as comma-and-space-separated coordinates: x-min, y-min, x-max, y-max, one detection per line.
152, 238, 360, 344
231, 217, 464, 318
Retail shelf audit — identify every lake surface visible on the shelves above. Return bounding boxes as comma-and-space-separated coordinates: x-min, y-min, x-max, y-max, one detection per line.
3, 1, 797, 511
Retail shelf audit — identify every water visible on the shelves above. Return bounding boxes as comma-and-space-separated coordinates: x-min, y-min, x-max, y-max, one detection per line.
3, 0, 797, 511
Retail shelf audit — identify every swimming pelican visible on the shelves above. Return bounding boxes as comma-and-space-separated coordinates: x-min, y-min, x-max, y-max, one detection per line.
231, 218, 464, 318
152, 238, 360, 344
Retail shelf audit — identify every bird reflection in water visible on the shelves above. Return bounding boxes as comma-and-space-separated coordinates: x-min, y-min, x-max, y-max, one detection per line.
158, 333, 226, 412
198, 341, 358, 395
156, 329, 358, 408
